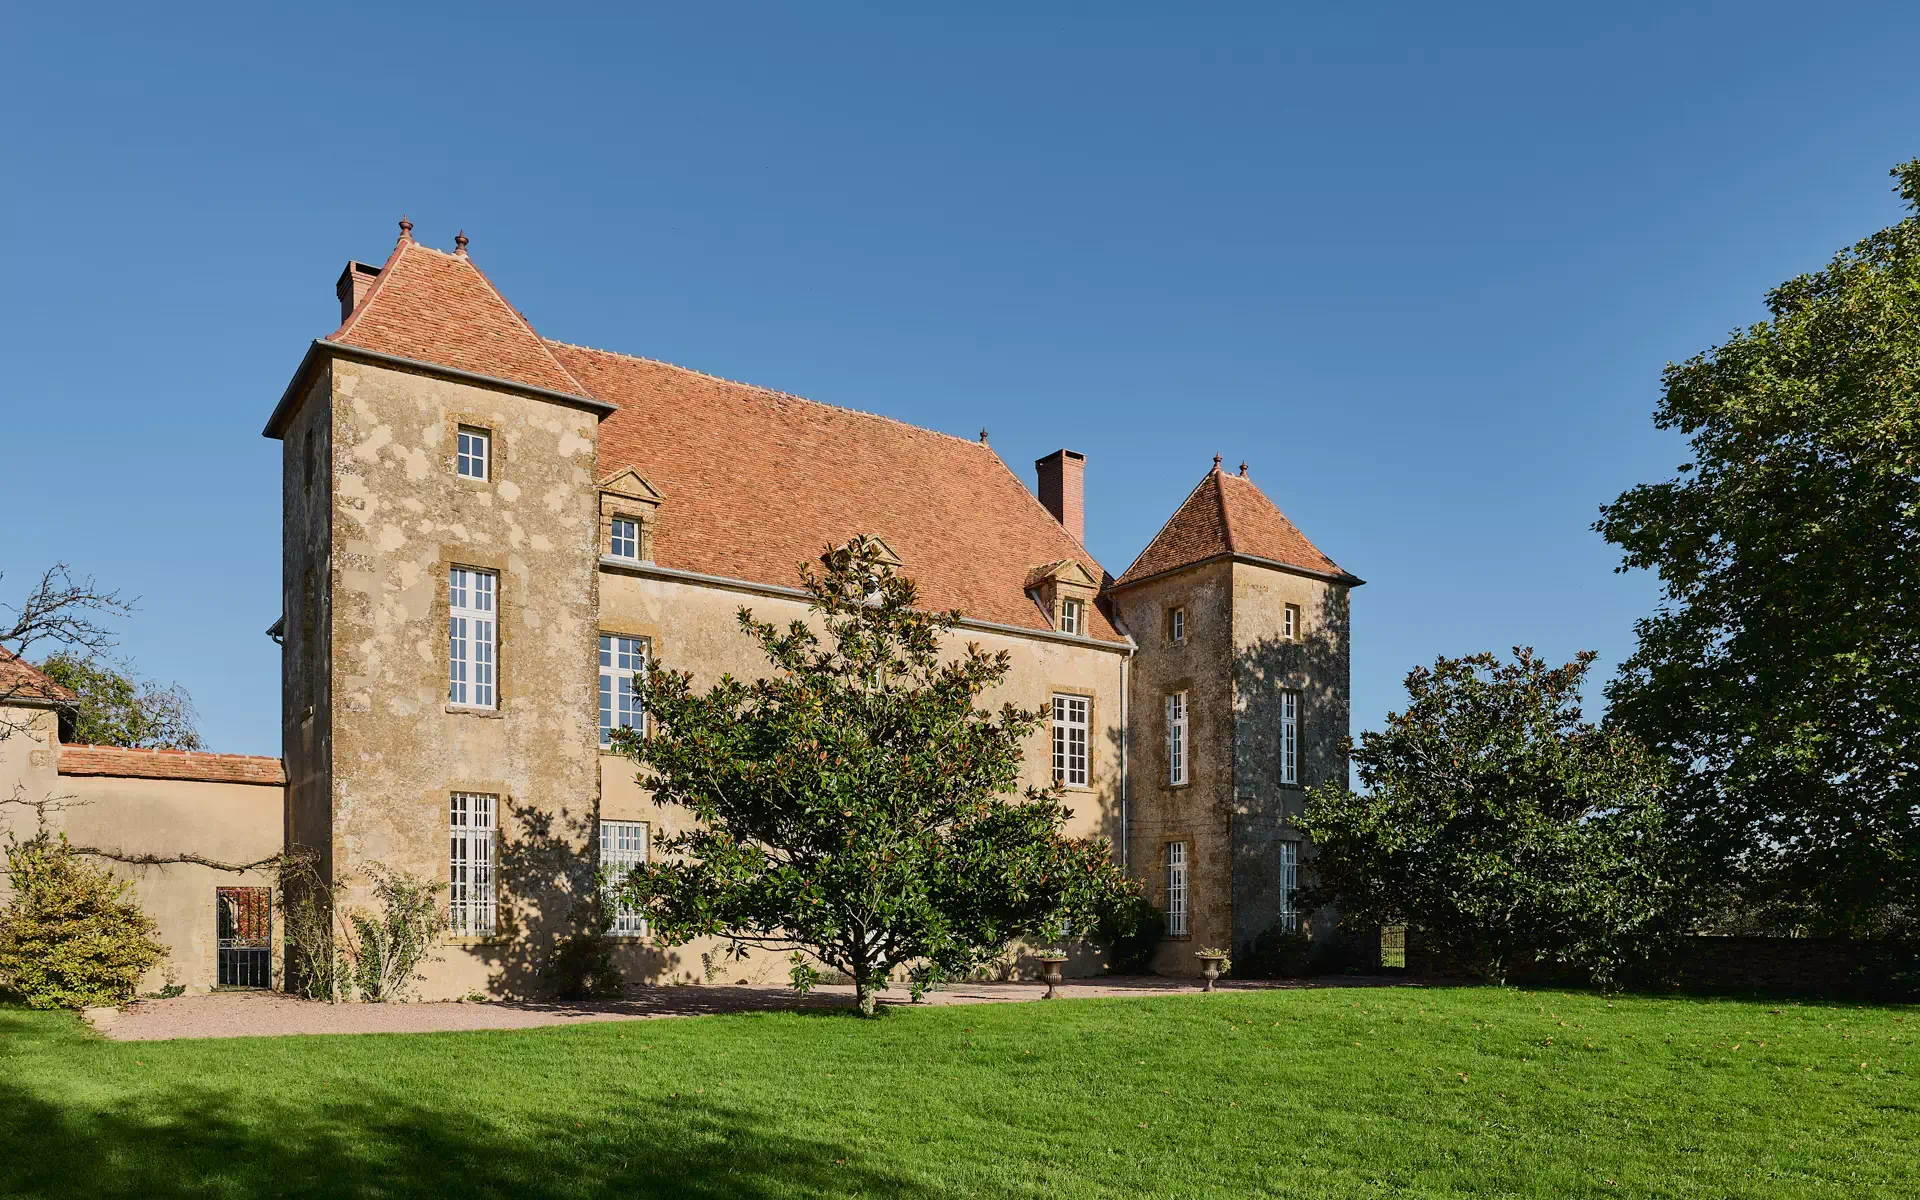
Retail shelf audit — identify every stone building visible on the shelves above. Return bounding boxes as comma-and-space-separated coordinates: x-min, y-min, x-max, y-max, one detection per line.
0, 222, 1360, 998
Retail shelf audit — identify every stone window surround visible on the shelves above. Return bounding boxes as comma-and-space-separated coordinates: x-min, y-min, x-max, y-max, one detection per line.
438, 546, 514, 717
1047, 685, 1096, 792
445, 411, 504, 485
598, 618, 662, 754
441, 779, 511, 945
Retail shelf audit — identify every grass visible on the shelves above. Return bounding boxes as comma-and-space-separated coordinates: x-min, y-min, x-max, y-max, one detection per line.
3, 987, 1915, 1199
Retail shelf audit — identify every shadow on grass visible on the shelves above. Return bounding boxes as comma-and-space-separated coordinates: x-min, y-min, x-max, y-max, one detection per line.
0, 1016, 930, 1200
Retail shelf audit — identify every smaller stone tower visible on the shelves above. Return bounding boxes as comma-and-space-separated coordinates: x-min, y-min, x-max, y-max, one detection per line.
1108, 459, 1361, 973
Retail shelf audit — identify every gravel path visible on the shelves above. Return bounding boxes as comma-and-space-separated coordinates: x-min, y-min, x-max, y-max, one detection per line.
84, 976, 1403, 1042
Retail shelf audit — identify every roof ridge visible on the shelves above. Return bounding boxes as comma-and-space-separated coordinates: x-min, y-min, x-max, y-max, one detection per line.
459, 253, 596, 400
549, 339, 986, 450
1212, 466, 1236, 554
330, 236, 415, 342
1111, 467, 1219, 585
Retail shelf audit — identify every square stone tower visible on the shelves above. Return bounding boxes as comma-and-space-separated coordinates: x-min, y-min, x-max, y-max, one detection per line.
1109, 458, 1360, 973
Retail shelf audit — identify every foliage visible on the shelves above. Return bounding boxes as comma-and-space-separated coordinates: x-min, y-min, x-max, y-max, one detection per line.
5, 990, 1915, 1199
1598, 162, 1920, 938
281, 874, 343, 1002
1089, 890, 1164, 975
1298, 649, 1681, 988
1196, 947, 1232, 975
35, 652, 202, 750
611, 538, 1136, 1015
0, 829, 165, 1009
0, 563, 130, 743
545, 893, 624, 1001
340, 866, 445, 1003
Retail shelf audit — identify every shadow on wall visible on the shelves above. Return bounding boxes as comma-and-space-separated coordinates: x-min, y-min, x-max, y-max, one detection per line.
0, 1014, 932, 1200
477, 797, 600, 1000
1228, 585, 1350, 964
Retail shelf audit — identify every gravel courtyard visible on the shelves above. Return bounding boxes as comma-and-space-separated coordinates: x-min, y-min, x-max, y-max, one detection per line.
84, 976, 1401, 1041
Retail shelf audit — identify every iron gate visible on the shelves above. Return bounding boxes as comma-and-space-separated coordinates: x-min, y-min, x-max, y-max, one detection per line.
217, 887, 272, 988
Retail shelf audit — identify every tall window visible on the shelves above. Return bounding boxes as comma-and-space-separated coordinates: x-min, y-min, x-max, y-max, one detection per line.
1283, 603, 1301, 640
456, 427, 490, 480
1167, 691, 1189, 785
1279, 688, 1300, 785
1277, 840, 1299, 932
1052, 694, 1089, 787
1059, 598, 1083, 635
609, 517, 639, 561
1170, 607, 1186, 643
1164, 841, 1188, 937
448, 568, 496, 708
449, 793, 496, 936
599, 634, 648, 747
599, 820, 649, 936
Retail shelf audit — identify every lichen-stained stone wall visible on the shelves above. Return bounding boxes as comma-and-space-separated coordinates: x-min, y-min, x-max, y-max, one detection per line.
322, 359, 602, 999
1112, 560, 1238, 974
281, 365, 335, 894
595, 567, 1130, 983
1228, 562, 1352, 956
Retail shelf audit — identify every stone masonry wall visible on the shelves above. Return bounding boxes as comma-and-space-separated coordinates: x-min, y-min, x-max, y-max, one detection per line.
322, 358, 603, 1000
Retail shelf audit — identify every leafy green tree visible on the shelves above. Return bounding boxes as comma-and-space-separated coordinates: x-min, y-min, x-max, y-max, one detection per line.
0, 829, 167, 1009
611, 540, 1136, 1015
37, 653, 202, 750
1597, 161, 1920, 936
1297, 650, 1678, 987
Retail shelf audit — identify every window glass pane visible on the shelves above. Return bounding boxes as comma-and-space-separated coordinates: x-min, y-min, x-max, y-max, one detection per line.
599, 819, 649, 936
450, 568, 497, 709
598, 634, 649, 746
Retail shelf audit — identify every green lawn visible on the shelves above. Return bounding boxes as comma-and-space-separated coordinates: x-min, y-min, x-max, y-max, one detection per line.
3, 987, 1914, 1199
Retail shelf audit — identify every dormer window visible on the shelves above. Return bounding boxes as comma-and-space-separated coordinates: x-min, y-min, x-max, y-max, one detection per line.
609, 517, 639, 561
1060, 598, 1083, 636
457, 427, 490, 480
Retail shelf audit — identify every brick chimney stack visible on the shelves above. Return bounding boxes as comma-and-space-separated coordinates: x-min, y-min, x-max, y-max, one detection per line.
1036, 449, 1087, 544
335, 261, 382, 324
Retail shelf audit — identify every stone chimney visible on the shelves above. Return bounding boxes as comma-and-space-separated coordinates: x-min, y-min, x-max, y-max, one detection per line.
334, 261, 382, 324
1035, 449, 1086, 544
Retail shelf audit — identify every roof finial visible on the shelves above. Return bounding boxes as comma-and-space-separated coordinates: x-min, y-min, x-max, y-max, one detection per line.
1213, 454, 1223, 471
979, 427, 989, 444
398, 215, 414, 242
1239, 461, 1248, 477
454, 229, 469, 255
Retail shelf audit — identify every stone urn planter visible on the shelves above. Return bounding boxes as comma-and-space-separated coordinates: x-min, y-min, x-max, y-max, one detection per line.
1035, 954, 1068, 999
1195, 949, 1231, 993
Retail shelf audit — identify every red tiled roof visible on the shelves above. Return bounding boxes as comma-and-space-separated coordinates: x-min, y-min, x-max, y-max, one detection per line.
1114, 464, 1356, 588
328, 235, 592, 399
553, 343, 1121, 640
57, 744, 286, 787
0, 647, 75, 704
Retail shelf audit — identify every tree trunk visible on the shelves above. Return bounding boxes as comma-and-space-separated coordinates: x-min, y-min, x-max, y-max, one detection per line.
854, 970, 878, 1017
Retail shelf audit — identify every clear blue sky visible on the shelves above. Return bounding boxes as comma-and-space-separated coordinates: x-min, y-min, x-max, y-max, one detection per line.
4, 4, 1916, 757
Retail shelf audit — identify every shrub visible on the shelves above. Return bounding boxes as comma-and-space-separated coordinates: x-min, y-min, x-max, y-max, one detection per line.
546, 931, 624, 1000
283, 884, 343, 1002
1092, 892, 1165, 974
0, 831, 166, 1009
341, 866, 444, 1002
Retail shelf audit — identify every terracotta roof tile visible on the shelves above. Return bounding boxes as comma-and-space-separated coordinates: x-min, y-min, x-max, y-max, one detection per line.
1114, 465, 1355, 588
552, 343, 1121, 640
57, 744, 285, 787
0, 647, 75, 704
329, 237, 592, 399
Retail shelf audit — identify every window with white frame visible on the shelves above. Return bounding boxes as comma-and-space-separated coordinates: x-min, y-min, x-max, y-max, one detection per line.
599, 819, 649, 936
1283, 603, 1300, 641
449, 793, 496, 936
609, 517, 639, 561
457, 427, 490, 480
1052, 694, 1089, 787
1170, 606, 1186, 643
1164, 841, 1188, 937
599, 634, 648, 747
1059, 597, 1083, 635
1277, 840, 1300, 932
1279, 688, 1300, 785
1167, 691, 1189, 785
448, 568, 496, 708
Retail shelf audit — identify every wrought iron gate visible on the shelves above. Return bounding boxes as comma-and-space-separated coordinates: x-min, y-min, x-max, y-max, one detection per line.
217, 887, 272, 988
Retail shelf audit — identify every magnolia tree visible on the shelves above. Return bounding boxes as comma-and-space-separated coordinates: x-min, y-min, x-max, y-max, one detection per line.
610, 540, 1136, 1015
1298, 649, 1681, 988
